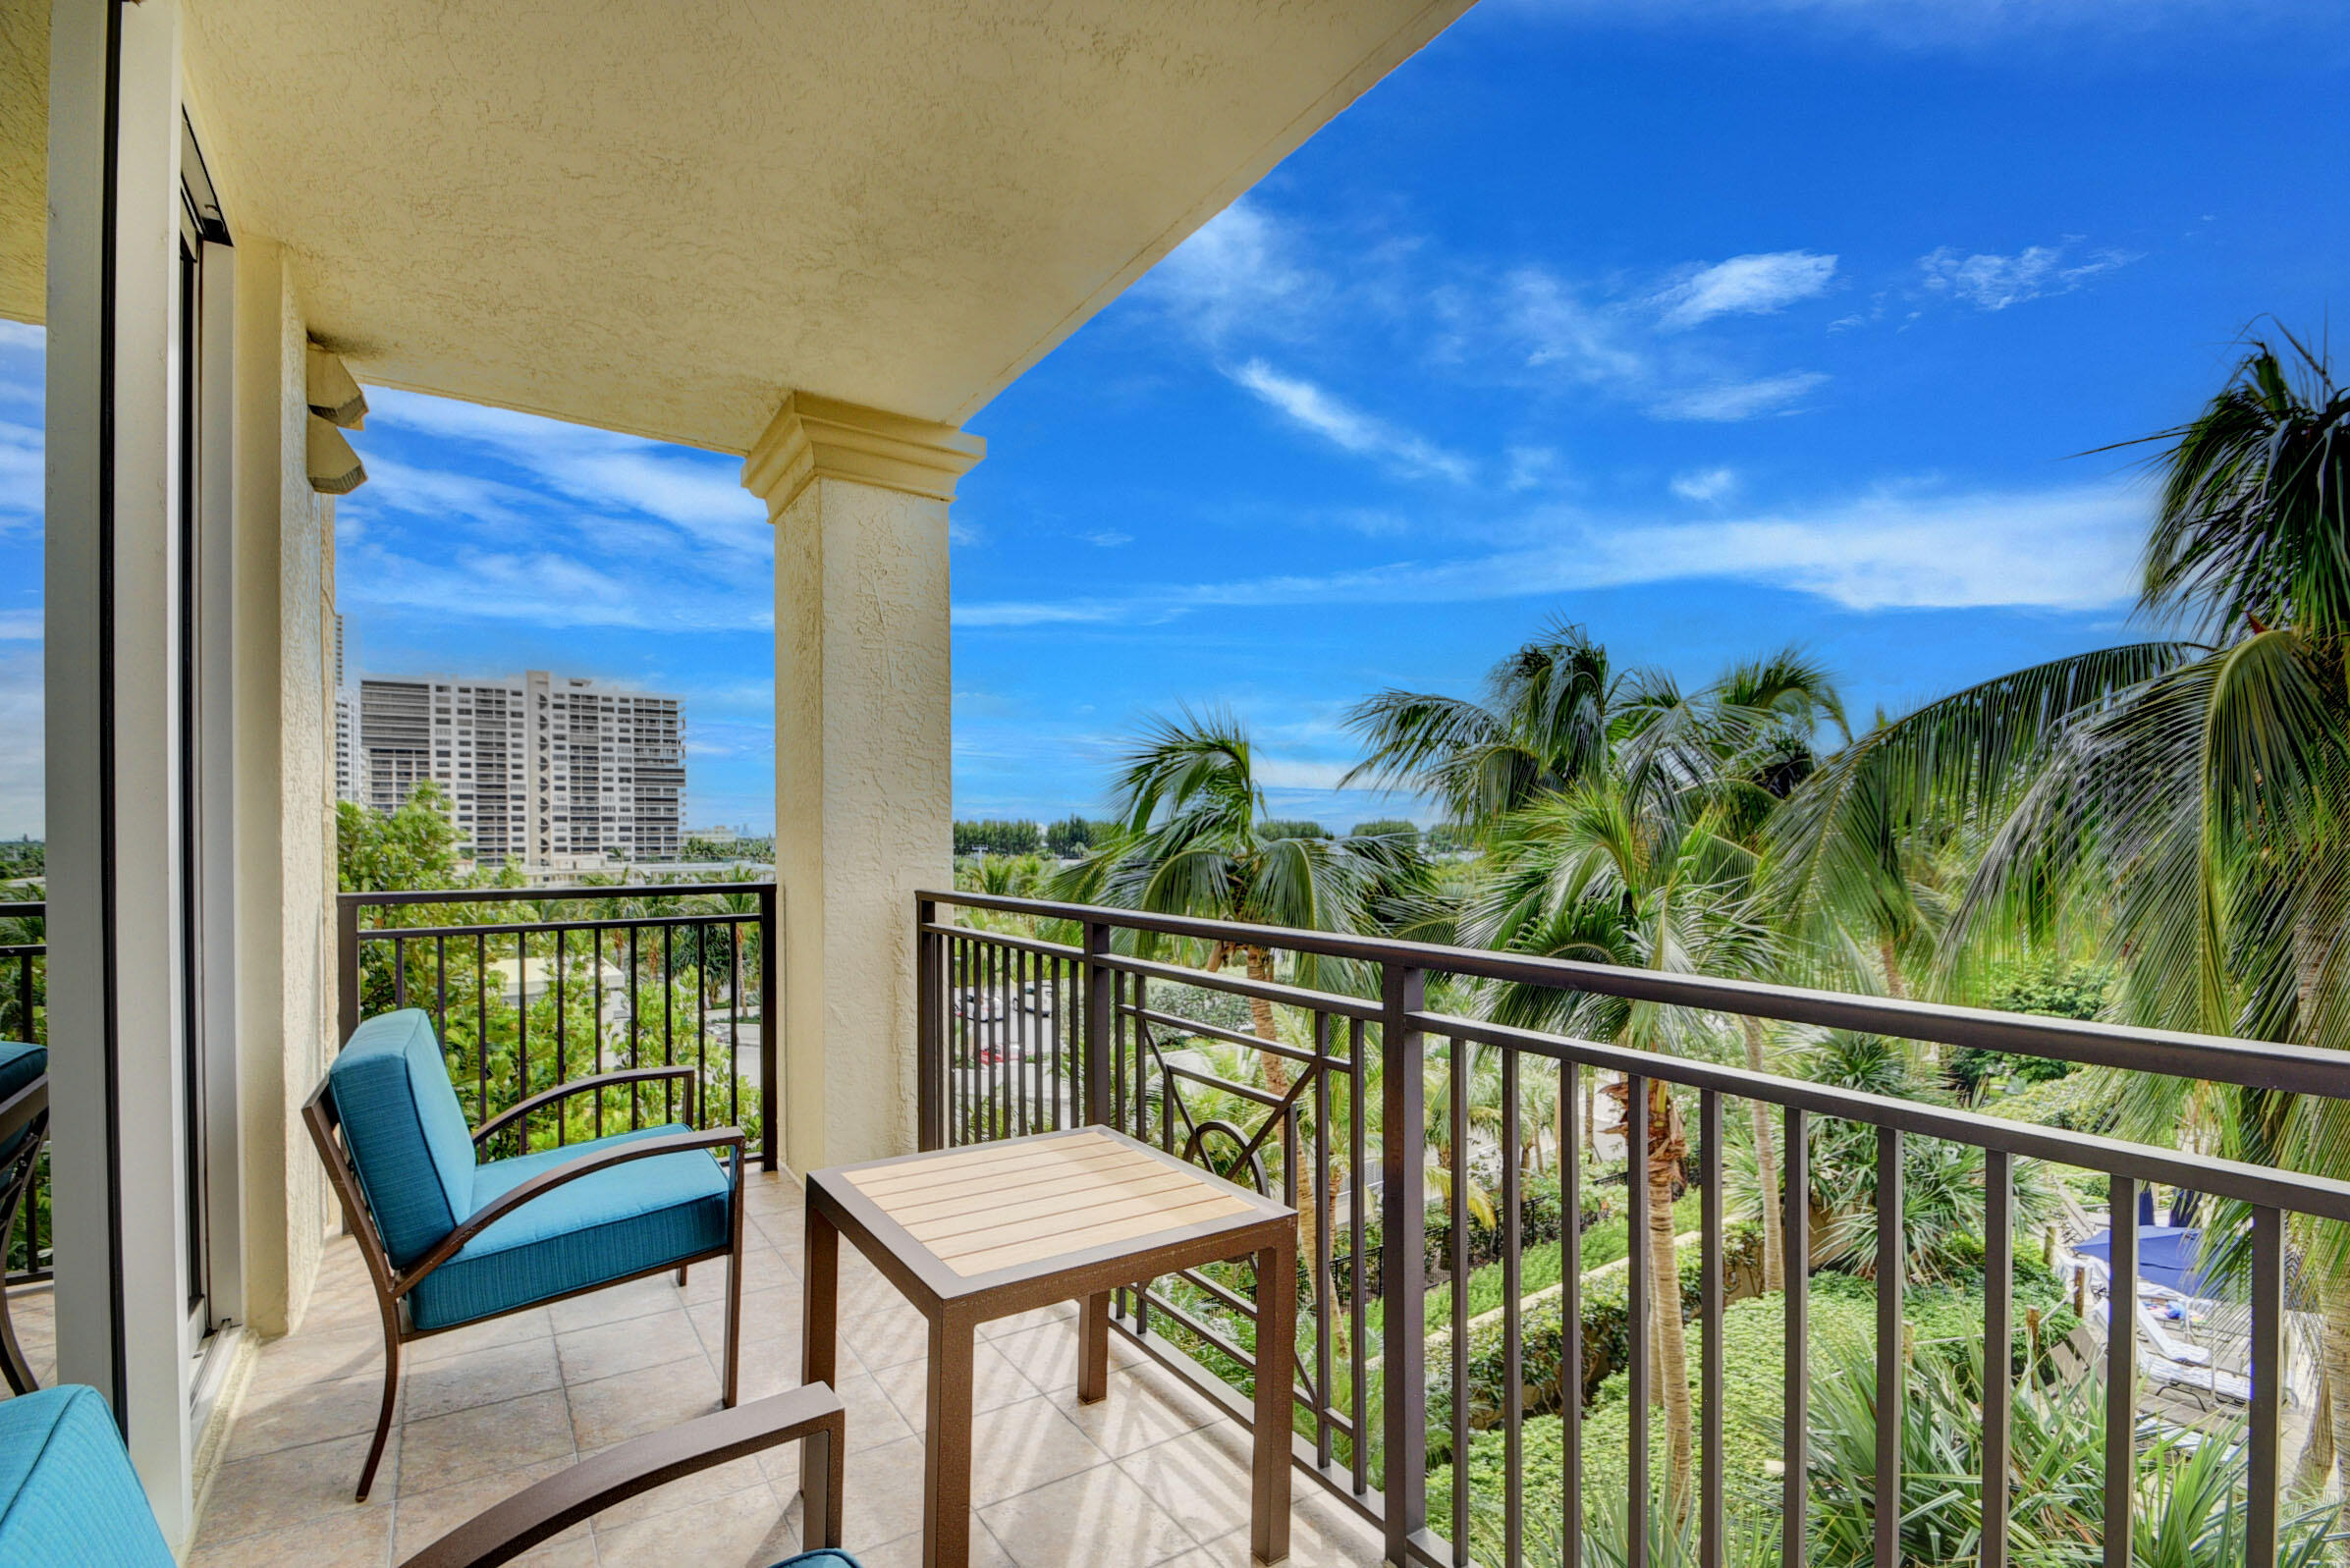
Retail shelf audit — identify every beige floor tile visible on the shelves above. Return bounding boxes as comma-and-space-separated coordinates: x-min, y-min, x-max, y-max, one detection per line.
227, 1371, 393, 1461
966, 1395, 1113, 1506
682, 1242, 797, 1303
976, 1300, 1078, 1341
591, 1478, 796, 1568
979, 1463, 1196, 1568
187, 1501, 393, 1568
872, 1339, 1042, 1431
1055, 1371, 1222, 1458
247, 1325, 388, 1391
555, 1305, 707, 1382
198, 1431, 394, 1544
1199, 1505, 1385, 1568
857, 1518, 1014, 1568
692, 1283, 801, 1356
402, 1335, 566, 1423
390, 1456, 584, 1558
398, 1388, 575, 1496
543, 1272, 689, 1334
839, 1434, 930, 1545
405, 1308, 554, 1367
839, 1300, 931, 1371
1117, 1424, 1265, 1544
565, 1356, 724, 1450
575, 1446, 776, 1532
988, 1316, 1146, 1395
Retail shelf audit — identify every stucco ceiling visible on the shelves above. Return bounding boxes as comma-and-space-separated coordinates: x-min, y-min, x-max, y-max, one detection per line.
0, 0, 45, 326
172, 0, 1474, 453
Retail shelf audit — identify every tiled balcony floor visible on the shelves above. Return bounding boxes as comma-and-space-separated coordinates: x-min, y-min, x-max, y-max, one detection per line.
191, 1168, 1385, 1568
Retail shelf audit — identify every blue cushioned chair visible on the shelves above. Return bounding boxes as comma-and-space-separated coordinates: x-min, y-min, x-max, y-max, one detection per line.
0, 1044, 46, 1396
0, 1380, 850, 1568
303, 1008, 747, 1500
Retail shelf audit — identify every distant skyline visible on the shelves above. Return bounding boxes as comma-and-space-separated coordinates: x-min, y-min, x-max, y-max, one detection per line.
2, 1, 2347, 837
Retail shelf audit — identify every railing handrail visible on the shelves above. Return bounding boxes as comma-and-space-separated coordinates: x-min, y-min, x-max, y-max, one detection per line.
340, 881, 770, 911
923, 888, 2350, 1100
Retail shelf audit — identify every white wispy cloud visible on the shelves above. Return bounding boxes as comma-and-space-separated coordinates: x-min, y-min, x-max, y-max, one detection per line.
1670, 466, 1739, 502
1653, 370, 1831, 421
1918, 243, 2135, 310
1134, 199, 1327, 346
367, 391, 770, 560
957, 479, 2145, 623
1230, 359, 1474, 483
1082, 530, 1133, 548
341, 542, 774, 633
0, 420, 39, 529
0, 610, 37, 640
1656, 251, 1838, 329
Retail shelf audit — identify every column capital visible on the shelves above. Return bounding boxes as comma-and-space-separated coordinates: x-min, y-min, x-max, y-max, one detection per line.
742, 392, 985, 513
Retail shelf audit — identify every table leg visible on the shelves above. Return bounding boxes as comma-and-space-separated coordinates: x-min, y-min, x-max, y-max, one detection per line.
802, 1203, 839, 1393
1252, 1237, 1296, 1566
1079, 1290, 1112, 1404
925, 1306, 977, 1568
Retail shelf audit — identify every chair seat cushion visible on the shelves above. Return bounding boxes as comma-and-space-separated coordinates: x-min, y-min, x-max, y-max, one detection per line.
0, 1385, 174, 1567
407, 1125, 731, 1332
770, 1552, 864, 1568
0, 1042, 43, 1165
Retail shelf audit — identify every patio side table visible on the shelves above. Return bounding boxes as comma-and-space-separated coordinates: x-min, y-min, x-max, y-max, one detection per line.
803, 1126, 1300, 1568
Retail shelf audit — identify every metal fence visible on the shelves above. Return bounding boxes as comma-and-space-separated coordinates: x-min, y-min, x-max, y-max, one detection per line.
0, 900, 46, 1288
337, 883, 778, 1167
916, 889, 2350, 1568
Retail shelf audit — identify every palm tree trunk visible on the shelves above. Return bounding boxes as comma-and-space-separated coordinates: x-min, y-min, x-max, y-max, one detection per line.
2294, 1355, 2335, 1496
1740, 1017, 1785, 1294
2323, 1297, 2350, 1501
1645, 1079, 1694, 1516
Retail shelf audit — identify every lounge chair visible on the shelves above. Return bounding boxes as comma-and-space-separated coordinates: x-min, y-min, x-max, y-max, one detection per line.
0, 1379, 847, 1568
0, 1044, 46, 1396
304, 1007, 747, 1500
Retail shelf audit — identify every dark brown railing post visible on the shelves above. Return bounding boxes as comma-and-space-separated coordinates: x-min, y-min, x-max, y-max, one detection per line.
336, 893, 360, 1048
916, 895, 942, 1151
1083, 920, 1113, 1128
1380, 961, 1427, 1568
758, 882, 779, 1171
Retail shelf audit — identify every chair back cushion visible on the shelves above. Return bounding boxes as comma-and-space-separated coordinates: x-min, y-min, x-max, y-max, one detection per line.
326, 1009, 476, 1269
0, 1385, 174, 1567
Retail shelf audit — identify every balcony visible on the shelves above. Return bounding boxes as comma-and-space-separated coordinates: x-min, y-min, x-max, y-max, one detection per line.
129, 890, 2350, 1565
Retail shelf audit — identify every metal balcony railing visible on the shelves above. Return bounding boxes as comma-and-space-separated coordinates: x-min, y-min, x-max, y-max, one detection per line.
337, 883, 778, 1166
914, 890, 2350, 1568
0, 900, 46, 1288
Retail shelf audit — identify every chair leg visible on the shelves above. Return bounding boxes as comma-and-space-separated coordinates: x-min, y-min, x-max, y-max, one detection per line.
355, 1313, 400, 1501
677, 1264, 689, 1287
0, 1284, 33, 1396
721, 1243, 742, 1408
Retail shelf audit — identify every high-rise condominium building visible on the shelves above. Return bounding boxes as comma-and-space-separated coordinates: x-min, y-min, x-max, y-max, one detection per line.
354, 671, 685, 868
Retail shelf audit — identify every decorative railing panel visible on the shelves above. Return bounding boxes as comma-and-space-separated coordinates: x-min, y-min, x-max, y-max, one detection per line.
918, 890, 2350, 1568
338, 884, 777, 1166
0, 900, 44, 1289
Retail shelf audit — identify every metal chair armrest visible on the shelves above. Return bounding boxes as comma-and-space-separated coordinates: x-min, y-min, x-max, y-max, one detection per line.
472, 1066, 696, 1148
397, 1381, 847, 1568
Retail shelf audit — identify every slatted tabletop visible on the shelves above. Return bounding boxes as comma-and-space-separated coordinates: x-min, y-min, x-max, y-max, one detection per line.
842, 1127, 1258, 1276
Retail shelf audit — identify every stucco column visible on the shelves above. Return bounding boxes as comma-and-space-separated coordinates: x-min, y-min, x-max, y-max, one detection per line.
741, 394, 982, 1170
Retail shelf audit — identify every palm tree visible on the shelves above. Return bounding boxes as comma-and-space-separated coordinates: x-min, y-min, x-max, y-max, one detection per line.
1464, 779, 1773, 1517
1769, 325, 2350, 1490
1356, 634, 1843, 1299
1053, 708, 1432, 1266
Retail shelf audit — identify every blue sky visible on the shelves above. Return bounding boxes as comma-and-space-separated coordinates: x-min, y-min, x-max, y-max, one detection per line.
2, 0, 2346, 838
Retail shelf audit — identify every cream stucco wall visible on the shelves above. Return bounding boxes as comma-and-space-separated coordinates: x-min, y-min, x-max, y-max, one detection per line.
230, 232, 336, 1336
0, 0, 42, 324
